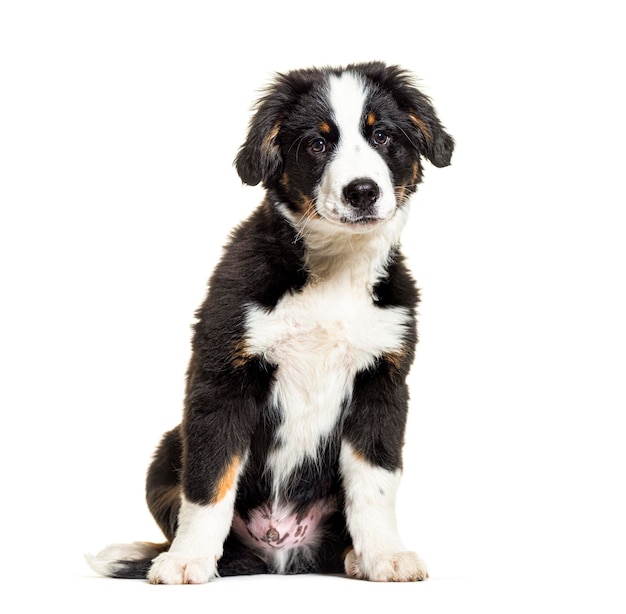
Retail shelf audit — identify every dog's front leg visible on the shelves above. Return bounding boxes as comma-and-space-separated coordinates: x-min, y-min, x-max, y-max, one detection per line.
340, 368, 428, 582
147, 487, 239, 583
340, 443, 428, 581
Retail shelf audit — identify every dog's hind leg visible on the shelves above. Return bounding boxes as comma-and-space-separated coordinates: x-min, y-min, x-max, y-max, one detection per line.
146, 454, 248, 584
146, 426, 183, 542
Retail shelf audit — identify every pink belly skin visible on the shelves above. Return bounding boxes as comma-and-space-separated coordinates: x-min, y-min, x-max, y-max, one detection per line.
232, 500, 336, 553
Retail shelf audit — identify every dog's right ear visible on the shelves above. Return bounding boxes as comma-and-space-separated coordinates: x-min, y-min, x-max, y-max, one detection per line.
235, 79, 289, 187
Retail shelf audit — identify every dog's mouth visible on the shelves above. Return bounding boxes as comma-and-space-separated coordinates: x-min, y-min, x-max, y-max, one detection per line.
339, 214, 382, 226
309, 212, 391, 235
316, 208, 396, 233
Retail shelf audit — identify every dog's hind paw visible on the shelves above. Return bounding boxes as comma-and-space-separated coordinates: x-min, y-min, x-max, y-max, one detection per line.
147, 552, 217, 584
345, 549, 429, 582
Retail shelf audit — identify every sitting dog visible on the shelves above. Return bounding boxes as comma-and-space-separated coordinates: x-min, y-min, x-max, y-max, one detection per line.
87, 61, 454, 584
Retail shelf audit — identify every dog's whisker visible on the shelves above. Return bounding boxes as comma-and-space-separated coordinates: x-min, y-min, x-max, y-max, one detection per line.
397, 125, 419, 151
290, 134, 308, 164
288, 134, 307, 154
291, 198, 320, 244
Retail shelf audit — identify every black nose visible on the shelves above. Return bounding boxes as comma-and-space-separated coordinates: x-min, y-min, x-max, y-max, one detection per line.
343, 179, 380, 209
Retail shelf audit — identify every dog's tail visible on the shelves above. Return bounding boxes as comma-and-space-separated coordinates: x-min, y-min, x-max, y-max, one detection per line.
86, 541, 168, 579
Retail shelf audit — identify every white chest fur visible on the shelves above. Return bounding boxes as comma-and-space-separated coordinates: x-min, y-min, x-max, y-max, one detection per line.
244, 264, 411, 498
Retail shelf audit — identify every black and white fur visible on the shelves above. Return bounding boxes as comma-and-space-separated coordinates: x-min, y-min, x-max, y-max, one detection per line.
87, 62, 454, 583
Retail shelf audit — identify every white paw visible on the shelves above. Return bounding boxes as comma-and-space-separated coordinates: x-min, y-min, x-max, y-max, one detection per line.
147, 552, 217, 585
345, 549, 429, 582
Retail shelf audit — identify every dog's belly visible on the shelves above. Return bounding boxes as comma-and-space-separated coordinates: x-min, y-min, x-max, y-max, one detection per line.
245, 277, 411, 497
232, 499, 336, 555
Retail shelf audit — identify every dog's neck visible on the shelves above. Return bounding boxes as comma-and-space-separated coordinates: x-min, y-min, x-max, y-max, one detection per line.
280, 202, 410, 290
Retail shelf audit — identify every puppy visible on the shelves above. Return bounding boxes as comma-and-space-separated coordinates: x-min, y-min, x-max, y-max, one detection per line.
87, 62, 454, 584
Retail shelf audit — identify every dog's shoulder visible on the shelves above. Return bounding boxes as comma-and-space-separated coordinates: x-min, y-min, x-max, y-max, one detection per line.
198, 201, 308, 315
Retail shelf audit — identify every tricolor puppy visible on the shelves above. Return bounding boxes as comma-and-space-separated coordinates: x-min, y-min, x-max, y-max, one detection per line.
88, 62, 454, 584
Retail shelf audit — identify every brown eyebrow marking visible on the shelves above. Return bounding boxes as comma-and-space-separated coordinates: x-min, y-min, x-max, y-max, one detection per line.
319, 121, 331, 134
366, 112, 376, 126
409, 113, 432, 144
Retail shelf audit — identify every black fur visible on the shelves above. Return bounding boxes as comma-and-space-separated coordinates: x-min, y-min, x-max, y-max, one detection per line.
92, 62, 453, 581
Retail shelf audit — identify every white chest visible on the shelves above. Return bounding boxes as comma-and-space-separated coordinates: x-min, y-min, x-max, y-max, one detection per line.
244, 273, 411, 496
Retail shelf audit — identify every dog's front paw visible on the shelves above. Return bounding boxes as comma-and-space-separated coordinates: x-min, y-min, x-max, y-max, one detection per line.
345, 549, 429, 582
147, 552, 217, 584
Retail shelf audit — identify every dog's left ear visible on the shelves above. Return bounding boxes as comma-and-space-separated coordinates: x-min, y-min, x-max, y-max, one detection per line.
394, 71, 454, 168
406, 93, 455, 168
235, 80, 289, 187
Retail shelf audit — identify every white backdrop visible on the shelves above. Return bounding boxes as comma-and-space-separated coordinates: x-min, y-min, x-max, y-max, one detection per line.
1, 1, 624, 612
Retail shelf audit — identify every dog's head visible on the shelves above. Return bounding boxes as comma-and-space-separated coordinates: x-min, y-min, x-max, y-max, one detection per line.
235, 62, 454, 233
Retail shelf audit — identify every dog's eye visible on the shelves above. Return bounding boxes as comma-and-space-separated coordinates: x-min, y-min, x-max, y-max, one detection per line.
372, 130, 390, 146
309, 137, 327, 155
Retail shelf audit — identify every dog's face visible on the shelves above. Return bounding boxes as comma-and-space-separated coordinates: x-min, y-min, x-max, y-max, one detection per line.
235, 63, 454, 234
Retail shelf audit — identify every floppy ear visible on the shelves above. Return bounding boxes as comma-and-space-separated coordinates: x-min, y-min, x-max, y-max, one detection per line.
234, 80, 288, 187
356, 63, 455, 168
406, 93, 455, 168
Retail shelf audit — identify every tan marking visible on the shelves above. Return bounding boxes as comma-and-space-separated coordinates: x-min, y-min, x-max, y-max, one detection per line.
409, 113, 432, 144
262, 121, 281, 154
297, 193, 321, 219
213, 456, 241, 503
411, 160, 420, 185
352, 448, 367, 463
143, 541, 169, 554
280, 172, 290, 188
395, 160, 421, 203
384, 350, 404, 372
146, 484, 182, 541
366, 112, 376, 126
232, 339, 251, 368
319, 121, 331, 134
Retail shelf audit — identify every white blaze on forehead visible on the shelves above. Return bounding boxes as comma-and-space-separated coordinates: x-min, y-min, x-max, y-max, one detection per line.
315, 72, 396, 223
328, 71, 369, 142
